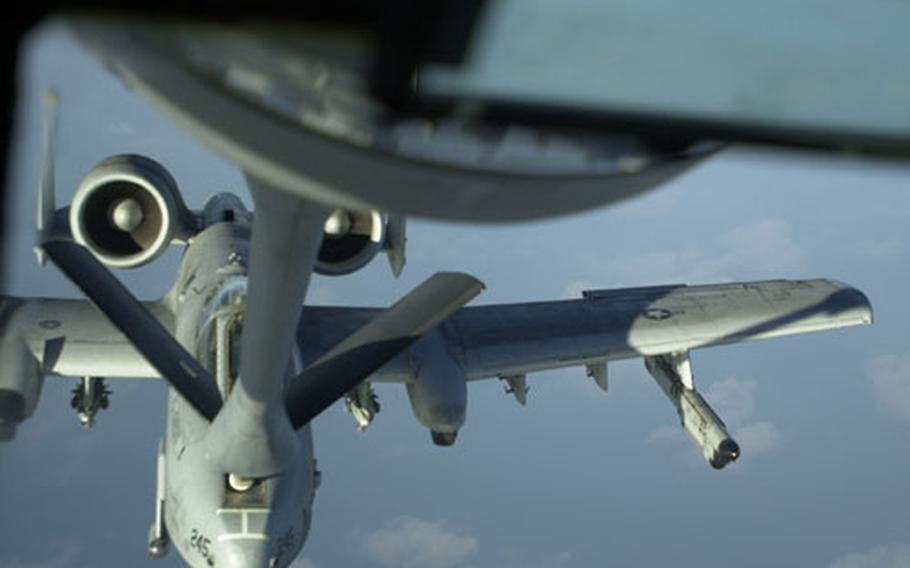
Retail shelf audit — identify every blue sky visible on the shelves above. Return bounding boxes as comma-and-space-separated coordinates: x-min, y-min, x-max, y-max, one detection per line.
1, 21, 909, 568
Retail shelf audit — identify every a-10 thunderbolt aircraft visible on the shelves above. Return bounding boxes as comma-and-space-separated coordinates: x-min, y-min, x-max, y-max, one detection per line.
0, 21, 875, 568
0, 101, 873, 568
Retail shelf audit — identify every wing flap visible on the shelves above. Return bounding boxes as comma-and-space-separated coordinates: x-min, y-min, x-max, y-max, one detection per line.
2, 296, 165, 379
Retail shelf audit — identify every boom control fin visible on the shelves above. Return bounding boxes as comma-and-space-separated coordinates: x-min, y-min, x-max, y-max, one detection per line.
286, 272, 484, 429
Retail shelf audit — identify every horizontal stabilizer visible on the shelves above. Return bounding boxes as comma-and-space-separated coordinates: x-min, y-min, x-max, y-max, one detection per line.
42, 240, 222, 420
286, 272, 484, 429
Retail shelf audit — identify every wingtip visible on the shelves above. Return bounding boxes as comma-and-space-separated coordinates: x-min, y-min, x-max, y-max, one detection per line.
827, 280, 874, 326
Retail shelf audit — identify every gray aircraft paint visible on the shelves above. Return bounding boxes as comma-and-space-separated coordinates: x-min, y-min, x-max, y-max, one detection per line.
160, 218, 314, 568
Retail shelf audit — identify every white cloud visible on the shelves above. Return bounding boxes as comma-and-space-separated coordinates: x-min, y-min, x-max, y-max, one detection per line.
647, 425, 686, 444
733, 421, 779, 457
547, 551, 573, 568
829, 542, 910, 568
1, 542, 83, 568
355, 516, 479, 568
648, 376, 780, 462
866, 354, 910, 423
646, 425, 703, 468
720, 219, 808, 276
353, 516, 574, 568
538, 551, 573, 568
492, 549, 573, 568
562, 218, 809, 296
704, 376, 757, 426
849, 238, 902, 261
707, 377, 781, 457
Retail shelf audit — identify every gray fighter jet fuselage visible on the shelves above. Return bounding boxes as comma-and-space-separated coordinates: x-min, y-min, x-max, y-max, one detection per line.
8, 143, 481, 568
154, 209, 316, 568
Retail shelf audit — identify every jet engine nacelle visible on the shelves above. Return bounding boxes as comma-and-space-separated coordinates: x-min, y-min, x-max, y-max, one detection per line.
406, 332, 467, 446
0, 302, 43, 441
314, 209, 386, 276
70, 154, 196, 268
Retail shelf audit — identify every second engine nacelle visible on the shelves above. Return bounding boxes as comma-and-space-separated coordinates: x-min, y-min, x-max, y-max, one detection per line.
70, 154, 196, 268
315, 209, 386, 276
405, 331, 467, 446
0, 300, 43, 441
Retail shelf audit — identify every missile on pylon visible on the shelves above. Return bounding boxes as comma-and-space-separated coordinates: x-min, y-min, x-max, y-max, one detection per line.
645, 352, 740, 470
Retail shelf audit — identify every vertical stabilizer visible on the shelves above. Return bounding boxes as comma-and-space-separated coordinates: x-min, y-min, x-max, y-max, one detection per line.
35, 90, 59, 265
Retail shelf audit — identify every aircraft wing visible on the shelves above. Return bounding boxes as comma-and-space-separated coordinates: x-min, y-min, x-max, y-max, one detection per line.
446, 278, 870, 380
298, 278, 870, 465
17, 278, 869, 402
296, 278, 872, 383
0, 297, 166, 379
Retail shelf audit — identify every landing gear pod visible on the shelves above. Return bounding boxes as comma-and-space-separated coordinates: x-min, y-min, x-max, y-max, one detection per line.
405, 332, 467, 446
645, 352, 740, 469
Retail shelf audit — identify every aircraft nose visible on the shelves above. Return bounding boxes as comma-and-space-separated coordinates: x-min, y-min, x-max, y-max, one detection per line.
220, 540, 272, 568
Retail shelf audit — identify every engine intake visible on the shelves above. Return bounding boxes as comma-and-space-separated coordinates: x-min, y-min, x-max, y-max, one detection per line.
70, 155, 195, 268
315, 209, 385, 276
